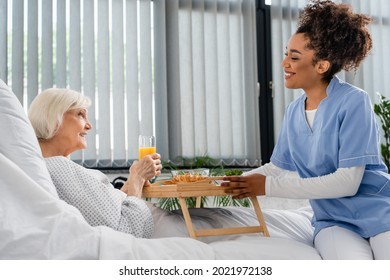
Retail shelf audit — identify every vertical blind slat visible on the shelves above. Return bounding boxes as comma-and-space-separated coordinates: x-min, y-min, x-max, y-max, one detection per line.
230, 0, 245, 158
12, 0, 24, 101
153, 0, 170, 161
27, 0, 38, 106
270, 0, 285, 138
204, 1, 220, 158
179, 0, 195, 157
97, 0, 111, 167
69, 0, 81, 90
217, 1, 233, 158
125, 0, 140, 160
243, 0, 260, 164
139, 0, 153, 136
69, 0, 83, 162
191, 0, 207, 156
112, 0, 126, 166
0, 0, 7, 81
83, 0, 97, 167
166, 0, 182, 160
56, 0, 67, 87
41, 0, 53, 89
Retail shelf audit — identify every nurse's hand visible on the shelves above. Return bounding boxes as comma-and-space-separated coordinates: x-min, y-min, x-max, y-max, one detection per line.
221, 173, 266, 199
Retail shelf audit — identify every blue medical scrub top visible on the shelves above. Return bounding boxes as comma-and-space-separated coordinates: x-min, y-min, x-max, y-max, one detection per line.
271, 76, 390, 238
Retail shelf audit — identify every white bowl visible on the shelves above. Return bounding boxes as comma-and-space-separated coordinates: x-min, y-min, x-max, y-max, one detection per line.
171, 168, 210, 177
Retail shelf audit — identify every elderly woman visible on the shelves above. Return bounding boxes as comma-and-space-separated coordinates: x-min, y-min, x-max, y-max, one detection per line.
28, 88, 162, 238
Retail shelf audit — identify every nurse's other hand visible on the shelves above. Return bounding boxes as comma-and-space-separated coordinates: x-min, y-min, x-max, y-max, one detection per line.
221, 173, 266, 199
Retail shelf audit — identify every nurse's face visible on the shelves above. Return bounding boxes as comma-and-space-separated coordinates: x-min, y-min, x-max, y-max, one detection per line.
53, 108, 92, 156
281, 33, 322, 91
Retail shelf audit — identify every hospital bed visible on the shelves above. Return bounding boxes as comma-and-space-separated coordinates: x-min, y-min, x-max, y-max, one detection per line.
0, 79, 321, 260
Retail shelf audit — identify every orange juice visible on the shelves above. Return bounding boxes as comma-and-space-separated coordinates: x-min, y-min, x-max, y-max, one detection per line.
138, 146, 156, 159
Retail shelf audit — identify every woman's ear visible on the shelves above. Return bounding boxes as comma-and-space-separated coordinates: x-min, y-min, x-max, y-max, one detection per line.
316, 60, 330, 74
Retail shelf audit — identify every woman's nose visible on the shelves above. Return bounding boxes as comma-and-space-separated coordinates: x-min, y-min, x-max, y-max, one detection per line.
281, 57, 288, 68
85, 120, 92, 130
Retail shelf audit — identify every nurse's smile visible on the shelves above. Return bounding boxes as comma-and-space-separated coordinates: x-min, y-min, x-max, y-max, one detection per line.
284, 71, 294, 79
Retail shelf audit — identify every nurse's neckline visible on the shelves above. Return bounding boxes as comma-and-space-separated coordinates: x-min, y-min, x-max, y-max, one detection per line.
304, 94, 327, 110
303, 84, 329, 110
304, 81, 330, 110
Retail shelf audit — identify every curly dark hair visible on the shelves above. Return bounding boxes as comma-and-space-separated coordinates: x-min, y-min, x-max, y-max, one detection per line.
296, 0, 372, 82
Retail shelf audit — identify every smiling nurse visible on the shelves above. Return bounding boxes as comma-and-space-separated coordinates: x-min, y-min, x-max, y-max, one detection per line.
222, 0, 390, 259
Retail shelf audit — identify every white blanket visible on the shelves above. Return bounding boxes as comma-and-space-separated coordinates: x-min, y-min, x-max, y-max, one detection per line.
0, 153, 321, 259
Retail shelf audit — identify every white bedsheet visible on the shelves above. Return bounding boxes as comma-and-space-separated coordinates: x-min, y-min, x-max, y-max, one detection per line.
149, 201, 319, 259
0, 153, 321, 260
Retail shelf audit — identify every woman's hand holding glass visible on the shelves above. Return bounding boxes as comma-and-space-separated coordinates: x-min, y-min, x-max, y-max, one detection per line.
121, 153, 162, 197
138, 135, 159, 183
120, 135, 162, 197
133, 153, 162, 186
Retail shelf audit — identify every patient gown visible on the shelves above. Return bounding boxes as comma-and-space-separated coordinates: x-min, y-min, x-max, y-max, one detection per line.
45, 156, 154, 238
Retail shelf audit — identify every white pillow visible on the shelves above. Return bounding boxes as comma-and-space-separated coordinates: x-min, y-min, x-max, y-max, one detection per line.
0, 79, 58, 197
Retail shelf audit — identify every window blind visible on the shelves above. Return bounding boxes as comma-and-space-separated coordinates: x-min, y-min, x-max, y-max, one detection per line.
0, 0, 260, 168
158, 0, 260, 167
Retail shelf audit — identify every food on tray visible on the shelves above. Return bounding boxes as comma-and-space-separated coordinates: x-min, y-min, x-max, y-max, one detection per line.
163, 173, 209, 185
171, 168, 209, 177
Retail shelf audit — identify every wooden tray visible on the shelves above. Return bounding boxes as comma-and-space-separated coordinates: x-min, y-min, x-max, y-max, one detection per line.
142, 177, 270, 239
142, 176, 226, 198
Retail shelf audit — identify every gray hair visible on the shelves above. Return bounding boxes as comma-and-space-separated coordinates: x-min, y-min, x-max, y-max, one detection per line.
28, 88, 91, 140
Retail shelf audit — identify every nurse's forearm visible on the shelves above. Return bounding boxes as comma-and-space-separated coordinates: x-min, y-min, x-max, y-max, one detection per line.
265, 166, 364, 199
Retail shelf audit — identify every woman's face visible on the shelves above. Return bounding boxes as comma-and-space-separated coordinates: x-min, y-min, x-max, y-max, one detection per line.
54, 108, 92, 156
281, 33, 322, 91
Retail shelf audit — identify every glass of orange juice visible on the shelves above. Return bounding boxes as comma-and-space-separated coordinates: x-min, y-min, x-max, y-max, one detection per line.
138, 135, 156, 160
139, 135, 157, 183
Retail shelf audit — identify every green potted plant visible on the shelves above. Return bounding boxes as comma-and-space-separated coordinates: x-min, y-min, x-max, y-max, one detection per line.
373, 93, 390, 171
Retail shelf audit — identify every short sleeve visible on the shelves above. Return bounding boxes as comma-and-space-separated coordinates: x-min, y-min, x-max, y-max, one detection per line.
338, 91, 382, 168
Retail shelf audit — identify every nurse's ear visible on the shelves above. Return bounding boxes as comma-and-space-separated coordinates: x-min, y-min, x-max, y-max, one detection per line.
316, 60, 330, 74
